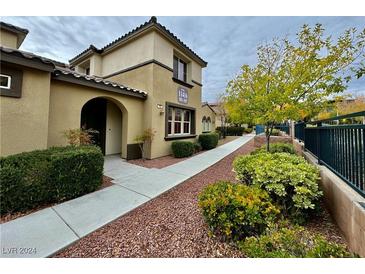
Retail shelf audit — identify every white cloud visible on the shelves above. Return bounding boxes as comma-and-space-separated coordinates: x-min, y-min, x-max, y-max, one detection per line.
2, 16, 364, 101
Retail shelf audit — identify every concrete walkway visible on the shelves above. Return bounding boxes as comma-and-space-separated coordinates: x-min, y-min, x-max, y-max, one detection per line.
0, 135, 253, 258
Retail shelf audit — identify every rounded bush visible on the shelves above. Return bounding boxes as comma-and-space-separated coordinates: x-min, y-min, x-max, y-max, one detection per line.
193, 142, 202, 153
171, 141, 195, 158
251, 142, 295, 155
233, 152, 321, 220
198, 181, 280, 240
198, 133, 219, 150
239, 224, 353, 258
0, 145, 103, 215
216, 126, 245, 136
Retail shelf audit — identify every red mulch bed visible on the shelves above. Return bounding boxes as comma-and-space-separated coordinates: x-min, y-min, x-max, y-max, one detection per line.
0, 176, 114, 224
128, 136, 240, 169
55, 139, 348, 258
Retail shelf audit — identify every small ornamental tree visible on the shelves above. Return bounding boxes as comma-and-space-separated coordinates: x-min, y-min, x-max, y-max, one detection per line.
134, 128, 156, 160
64, 127, 99, 146
225, 24, 365, 151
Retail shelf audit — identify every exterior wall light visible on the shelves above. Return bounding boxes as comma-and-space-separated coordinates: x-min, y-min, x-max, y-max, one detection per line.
157, 104, 164, 115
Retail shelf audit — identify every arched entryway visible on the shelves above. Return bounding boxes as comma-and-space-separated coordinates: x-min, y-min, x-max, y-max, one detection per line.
81, 97, 123, 155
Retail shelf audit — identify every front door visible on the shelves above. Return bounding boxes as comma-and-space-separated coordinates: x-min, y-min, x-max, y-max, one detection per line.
81, 98, 107, 154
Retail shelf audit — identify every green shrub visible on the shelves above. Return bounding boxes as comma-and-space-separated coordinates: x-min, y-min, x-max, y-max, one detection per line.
198, 181, 280, 241
216, 126, 245, 136
233, 152, 321, 220
244, 128, 253, 134
251, 142, 295, 155
171, 141, 195, 158
198, 133, 219, 150
193, 142, 202, 153
271, 128, 280, 136
239, 223, 352, 258
0, 145, 103, 215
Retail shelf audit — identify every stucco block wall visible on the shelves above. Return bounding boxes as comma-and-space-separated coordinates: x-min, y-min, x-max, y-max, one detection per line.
0, 68, 51, 156
293, 139, 365, 257
48, 80, 145, 159
0, 29, 18, 48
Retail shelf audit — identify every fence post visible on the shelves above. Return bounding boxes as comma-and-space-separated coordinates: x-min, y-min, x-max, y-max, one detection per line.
317, 122, 322, 165
290, 121, 295, 141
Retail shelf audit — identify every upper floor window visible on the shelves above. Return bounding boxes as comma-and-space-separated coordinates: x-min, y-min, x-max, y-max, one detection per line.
85, 67, 90, 75
173, 56, 187, 82
0, 74, 11, 89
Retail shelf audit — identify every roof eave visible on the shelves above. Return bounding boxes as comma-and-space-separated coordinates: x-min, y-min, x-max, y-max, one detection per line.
0, 51, 54, 72
52, 72, 147, 100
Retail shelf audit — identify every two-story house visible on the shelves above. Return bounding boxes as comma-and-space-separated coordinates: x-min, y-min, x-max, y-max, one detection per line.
0, 17, 207, 159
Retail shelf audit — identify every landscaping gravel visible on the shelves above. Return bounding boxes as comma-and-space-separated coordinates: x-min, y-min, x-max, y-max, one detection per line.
55, 139, 348, 258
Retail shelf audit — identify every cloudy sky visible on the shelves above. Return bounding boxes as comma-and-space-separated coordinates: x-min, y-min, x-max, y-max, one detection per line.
2, 16, 364, 102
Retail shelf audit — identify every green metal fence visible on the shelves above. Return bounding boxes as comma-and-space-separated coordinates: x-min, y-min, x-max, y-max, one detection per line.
274, 123, 290, 135
303, 111, 365, 197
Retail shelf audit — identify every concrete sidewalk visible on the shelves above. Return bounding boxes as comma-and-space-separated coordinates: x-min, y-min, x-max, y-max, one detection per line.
0, 135, 253, 258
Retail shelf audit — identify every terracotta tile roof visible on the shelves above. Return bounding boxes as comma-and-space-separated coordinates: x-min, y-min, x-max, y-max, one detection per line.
70, 16, 207, 66
1, 46, 67, 67
53, 66, 147, 97
1, 46, 147, 98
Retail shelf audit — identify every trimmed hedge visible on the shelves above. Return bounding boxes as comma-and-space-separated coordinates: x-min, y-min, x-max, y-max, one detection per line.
193, 142, 202, 153
198, 181, 280, 240
244, 128, 253, 134
198, 133, 219, 150
171, 141, 195, 158
0, 145, 104, 215
216, 126, 245, 136
233, 152, 321, 221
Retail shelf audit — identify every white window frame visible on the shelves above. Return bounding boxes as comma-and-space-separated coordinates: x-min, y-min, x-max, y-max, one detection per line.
0, 74, 11, 89
168, 107, 191, 136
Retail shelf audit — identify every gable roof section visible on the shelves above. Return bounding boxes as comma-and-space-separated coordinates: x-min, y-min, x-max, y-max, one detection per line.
1, 46, 147, 99
69, 17, 207, 67
0, 21, 29, 48
202, 102, 217, 114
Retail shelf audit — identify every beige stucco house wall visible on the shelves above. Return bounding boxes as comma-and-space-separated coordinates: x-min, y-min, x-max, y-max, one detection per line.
0, 68, 51, 156
47, 80, 145, 159
1, 17, 207, 159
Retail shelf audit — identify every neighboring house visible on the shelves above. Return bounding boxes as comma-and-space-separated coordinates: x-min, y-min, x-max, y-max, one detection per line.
0, 17, 207, 159
209, 103, 227, 128
201, 102, 216, 132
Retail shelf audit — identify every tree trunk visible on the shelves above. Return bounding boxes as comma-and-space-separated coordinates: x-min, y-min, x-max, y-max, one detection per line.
265, 124, 274, 152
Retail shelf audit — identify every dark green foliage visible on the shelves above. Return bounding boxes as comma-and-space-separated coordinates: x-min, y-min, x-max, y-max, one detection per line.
233, 152, 322, 221
198, 133, 219, 150
271, 128, 280, 136
193, 142, 202, 153
244, 128, 253, 134
0, 146, 104, 214
251, 142, 295, 155
216, 126, 245, 136
171, 141, 195, 158
239, 223, 353, 258
198, 181, 280, 241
